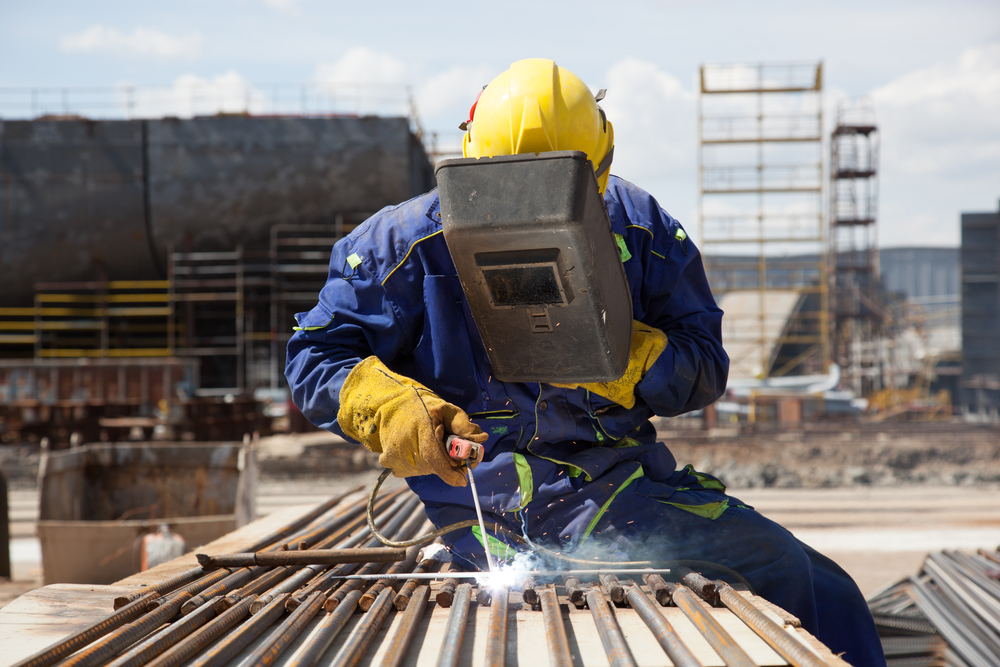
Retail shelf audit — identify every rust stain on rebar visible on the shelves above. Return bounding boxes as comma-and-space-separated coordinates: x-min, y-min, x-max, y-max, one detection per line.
381, 585, 431, 667
539, 586, 574, 667
624, 585, 703, 667
672, 585, 756, 667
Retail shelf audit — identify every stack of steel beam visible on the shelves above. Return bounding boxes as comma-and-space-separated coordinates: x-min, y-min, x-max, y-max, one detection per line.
11, 486, 852, 667
868, 548, 1000, 667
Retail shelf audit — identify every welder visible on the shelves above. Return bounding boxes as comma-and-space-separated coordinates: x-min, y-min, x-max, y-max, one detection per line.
286, 58, 885, 666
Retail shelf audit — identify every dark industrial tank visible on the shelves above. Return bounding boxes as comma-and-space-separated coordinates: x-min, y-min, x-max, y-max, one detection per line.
0, 115, 434, 305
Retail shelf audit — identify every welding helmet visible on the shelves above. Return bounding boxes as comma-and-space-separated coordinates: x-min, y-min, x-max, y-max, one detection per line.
462, 58, 615, 195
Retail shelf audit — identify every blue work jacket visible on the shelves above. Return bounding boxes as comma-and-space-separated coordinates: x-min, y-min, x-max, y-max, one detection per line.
285, 175, 729, 550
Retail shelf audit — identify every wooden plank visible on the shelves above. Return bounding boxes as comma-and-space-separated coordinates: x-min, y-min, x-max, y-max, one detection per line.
0, 584, 128, 667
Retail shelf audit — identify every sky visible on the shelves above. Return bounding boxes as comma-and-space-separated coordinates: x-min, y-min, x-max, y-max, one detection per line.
1, 0, 998, 249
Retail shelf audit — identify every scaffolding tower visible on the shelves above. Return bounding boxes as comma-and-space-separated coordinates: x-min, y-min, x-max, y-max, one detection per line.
699, 62, 829, 379
829, 100, 880, 396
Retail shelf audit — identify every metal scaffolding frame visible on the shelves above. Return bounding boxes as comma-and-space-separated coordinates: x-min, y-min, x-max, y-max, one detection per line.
698, 61, 829, 379
829, 100, 881, 396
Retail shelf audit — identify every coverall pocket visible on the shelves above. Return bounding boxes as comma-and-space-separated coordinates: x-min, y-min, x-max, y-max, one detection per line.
292, 303, 334, 332
414, 275, 484, 404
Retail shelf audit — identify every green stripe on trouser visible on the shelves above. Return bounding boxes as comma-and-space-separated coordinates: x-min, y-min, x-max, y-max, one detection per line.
472, 525, 518, 563
580, 465, 732, 544
580, 465, 646, 544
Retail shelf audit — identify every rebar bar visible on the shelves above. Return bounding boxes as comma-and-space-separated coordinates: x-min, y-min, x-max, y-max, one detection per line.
196, 547, 406, 568
11, 592, 160, 667
284, 589, 363, 667
716, 581, 829, 667
186, 593, 289, 667
438, 582, 473, 667
182, 567, 266, 614
624, 585, 702, 667
600, 573, 625, 605
254, 565, 327, 614
287, 562, 360, 612
104, 597, 224, 667
586, 587, 636, 667
520, 576, 538, 608
144, 596, 255, 667
676, 566, 720, 606
644, 573, 674, 606
394, 557, 443, 610
329, 587, 395, 667
56, 591, 192, 667
381, 585, 431, 667
436, 571, 460, 608
539, 585, 573, 667
237, 590, 326, 667
564, 575, 587, 608
223, 566, 294, 609
359, 546, 420, 611
113, 569, 207, 610
671, 584, 756, 667
484, 586, 509, 667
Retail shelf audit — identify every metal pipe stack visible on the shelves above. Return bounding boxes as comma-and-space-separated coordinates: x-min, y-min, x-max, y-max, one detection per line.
12, 485, 854, 667
868, 548, 1000, 667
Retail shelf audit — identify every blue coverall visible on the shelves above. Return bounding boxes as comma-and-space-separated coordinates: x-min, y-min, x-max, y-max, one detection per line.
285, 175, 886, 666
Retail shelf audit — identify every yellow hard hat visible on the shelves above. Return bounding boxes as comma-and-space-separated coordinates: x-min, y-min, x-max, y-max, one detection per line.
462, 58, 615, 195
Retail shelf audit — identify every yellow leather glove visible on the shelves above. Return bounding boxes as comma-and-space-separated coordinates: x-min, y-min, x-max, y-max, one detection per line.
552, 320, 668, 409
337, 356, 488, 487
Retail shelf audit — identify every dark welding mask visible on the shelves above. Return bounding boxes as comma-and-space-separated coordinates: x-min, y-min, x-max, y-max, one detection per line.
435, 151, 632, 383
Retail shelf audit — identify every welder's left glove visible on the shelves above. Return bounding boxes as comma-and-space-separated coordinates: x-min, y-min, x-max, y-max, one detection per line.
552, 320, 668, 409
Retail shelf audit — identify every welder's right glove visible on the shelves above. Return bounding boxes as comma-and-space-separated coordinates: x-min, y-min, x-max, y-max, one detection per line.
337, 356, 488, 487
552, 320, 668, 409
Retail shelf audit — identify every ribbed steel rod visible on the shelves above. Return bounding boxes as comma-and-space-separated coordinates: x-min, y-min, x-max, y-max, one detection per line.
287, 562, 360, 612
182, 567, 266, 613
438, 583, 473, 667
237, 591, 327, 667
643, 573, 674, 606
716, 582, 827, 667
564, 575, 587, 608
485, 586, 509, 667
186, 593, 289, 667
284, 590, 364, 667
394, 557, 443, 610
599, 573, 626, 605
586, 587, 636, 667
329, 587, 396, 667
224, 566, 294, 609
672, 585, 755, 667
382, 585, 431, 667
624, 585, 702, 667
56, 591, 191, 667
113, 568, 207, 610
333, 568, 674, 582
144, 596, 255, 667
197, 547, 407, 568
254, 565, 327, 614
539, 586, 574, 667
11, 592, 160, 667
360, 546, 420, 611
104, 597, 224, 667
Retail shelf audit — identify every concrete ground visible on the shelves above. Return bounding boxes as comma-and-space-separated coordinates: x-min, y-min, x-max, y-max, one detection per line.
3, 478, 998, 607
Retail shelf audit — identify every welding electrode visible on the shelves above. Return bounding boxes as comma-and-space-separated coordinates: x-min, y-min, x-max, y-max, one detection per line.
446, 435, 496, 574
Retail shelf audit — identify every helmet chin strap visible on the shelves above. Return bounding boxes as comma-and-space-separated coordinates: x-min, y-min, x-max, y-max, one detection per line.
595, 145, 614, 179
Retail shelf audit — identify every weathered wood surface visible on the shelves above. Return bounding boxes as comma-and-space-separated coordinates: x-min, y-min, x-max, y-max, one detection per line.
0, 503, 325, 666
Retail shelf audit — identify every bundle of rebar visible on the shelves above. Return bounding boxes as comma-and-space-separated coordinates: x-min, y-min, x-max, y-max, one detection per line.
13, 483, 852, 667
867, 548, 1000, 667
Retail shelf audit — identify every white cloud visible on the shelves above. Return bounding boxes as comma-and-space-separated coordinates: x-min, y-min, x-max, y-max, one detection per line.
314, 47, 408, 86
126, 71, 268, 118
60, 25, 201, 59
601, 57, 697, 221
870, 43, 1000, 246
264, 0, 299, 12
416, 64, 495, 127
